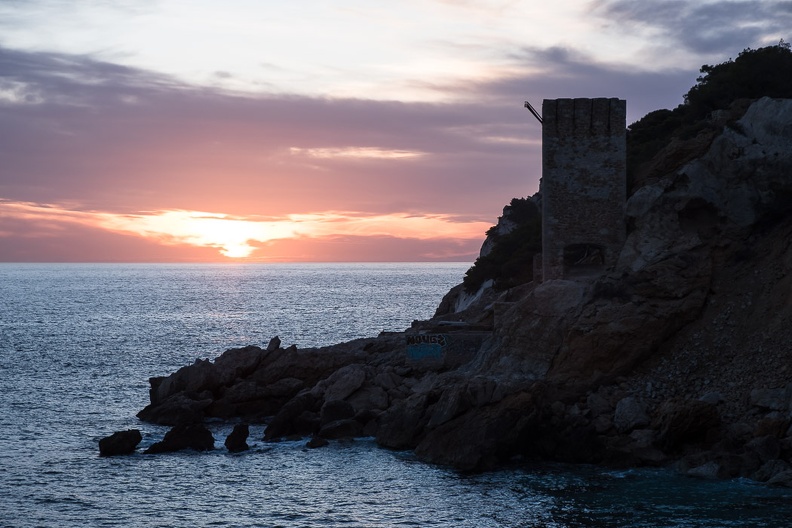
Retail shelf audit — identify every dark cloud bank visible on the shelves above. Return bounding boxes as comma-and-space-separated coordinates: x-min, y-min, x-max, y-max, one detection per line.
591, 0, 792, 54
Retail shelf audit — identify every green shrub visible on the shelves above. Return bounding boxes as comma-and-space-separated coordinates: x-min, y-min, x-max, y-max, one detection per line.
627, 40, 792, 181
685, 40, 792, 119
462, 198, 541, 293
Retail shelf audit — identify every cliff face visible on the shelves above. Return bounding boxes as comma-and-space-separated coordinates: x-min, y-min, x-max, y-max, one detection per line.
426, 96, 792, 474
135, 98, 792, 481
489, 97, 792, 383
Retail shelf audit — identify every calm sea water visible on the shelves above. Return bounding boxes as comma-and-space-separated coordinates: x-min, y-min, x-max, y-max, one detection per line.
1, 263, 791, 528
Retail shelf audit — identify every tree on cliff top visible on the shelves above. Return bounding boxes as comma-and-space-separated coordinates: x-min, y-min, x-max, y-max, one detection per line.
685, 40, 792, 118
628, 40, 792, 180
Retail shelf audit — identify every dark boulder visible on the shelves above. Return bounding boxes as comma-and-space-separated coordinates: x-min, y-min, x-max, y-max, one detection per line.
319, 419, 363, 439
224, 423, 250, 453
754, 417, 790, 438
376, 394, 430, 450
137, 340, 374, 429
98, 429, 142, 456
264, 392, 318, 440
266, 336, 281, 351
306, 436, 329, 449
145, 424, 215, 454
137, 392, 213, 425
657, 399, 721, 451
320, 399, 355, 426
426, 384, 473, 428
552, 423, 606, 464
346, 385, 389, 413
746, 435, 782, 463
293, 410, 321, 436
753, 459, 791, 483
322, 364, 367, 402
613, 396, 650, 433
414, 391, 538, 471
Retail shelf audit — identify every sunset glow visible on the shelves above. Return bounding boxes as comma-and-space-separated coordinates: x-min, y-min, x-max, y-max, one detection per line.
97, 211, 298, 259
0, 200, 491, 261
289, 147, 426, 160
1, 0, 786, 262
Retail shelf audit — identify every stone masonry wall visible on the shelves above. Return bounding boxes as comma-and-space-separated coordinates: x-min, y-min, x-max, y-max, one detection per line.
541, 98, 626, 281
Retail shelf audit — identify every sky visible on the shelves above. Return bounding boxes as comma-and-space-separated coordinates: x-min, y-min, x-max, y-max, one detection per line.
0, 0, 789, 262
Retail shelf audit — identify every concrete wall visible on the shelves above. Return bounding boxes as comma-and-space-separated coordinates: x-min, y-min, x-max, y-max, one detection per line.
541, 98, 626, 281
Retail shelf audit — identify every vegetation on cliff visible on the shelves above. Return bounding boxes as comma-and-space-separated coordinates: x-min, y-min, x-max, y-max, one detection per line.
627, 40, 792, 183
463, 41, 792, 294
462, 197, 541, 293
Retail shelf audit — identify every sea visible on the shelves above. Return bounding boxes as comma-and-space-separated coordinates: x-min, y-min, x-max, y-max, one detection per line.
1, 262, 791, 528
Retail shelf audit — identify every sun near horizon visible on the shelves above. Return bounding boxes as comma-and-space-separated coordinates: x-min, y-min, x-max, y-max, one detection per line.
0, 200, 493, 263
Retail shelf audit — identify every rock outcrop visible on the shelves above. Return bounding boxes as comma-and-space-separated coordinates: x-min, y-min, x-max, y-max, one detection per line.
134, 98, 792, 481
98, 429, 142, 456
224, 423, 250, 453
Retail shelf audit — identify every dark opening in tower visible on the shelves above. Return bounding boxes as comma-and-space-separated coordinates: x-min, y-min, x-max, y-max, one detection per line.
563, 243, 605, 277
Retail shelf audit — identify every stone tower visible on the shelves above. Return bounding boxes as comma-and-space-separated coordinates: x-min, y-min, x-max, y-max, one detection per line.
540, 98, 626, 281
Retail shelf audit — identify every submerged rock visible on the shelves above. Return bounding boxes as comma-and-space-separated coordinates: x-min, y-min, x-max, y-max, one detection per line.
306, 436, 329, 449
224, 423, 250, 453
319, 419, 363, 440
98, 429, 142, 456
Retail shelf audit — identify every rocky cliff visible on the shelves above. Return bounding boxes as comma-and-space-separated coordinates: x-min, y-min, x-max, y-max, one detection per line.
133, 97, 792, 484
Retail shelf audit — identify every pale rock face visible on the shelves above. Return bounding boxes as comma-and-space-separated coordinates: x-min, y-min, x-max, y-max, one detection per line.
620, 97, 792, 273
739, 97, 792, 145
624, 184, 664, 219
619, 181, 702, 272
479, 208, 518, 258
682, 99, 792, 227
453, 279, 494, 313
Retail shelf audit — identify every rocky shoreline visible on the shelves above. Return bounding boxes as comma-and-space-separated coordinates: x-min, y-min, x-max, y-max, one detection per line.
102, 98, 792, 487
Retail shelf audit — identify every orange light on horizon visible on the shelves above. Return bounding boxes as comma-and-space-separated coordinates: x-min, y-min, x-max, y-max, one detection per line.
289, 146, 426, 160
0, 199, 491, 260
97, 210, 299, 258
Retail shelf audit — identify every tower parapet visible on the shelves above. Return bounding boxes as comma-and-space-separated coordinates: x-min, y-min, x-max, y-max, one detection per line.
540, 98, 626, 281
